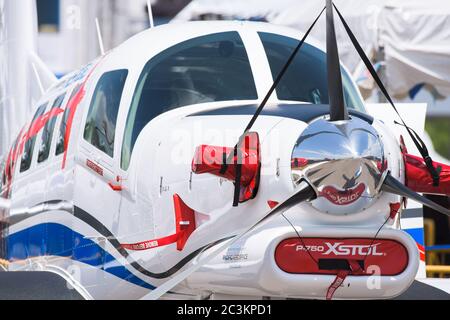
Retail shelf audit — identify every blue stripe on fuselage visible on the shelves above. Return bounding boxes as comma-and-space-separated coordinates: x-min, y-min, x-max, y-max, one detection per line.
7, 223, 156, 290
403, 228, 425, 246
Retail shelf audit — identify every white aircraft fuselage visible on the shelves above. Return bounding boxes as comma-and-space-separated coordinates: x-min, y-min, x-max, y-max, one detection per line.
0, 21, 420, 300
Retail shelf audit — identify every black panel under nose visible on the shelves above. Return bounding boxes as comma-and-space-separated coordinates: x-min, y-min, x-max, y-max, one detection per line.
318, 259, 365, 271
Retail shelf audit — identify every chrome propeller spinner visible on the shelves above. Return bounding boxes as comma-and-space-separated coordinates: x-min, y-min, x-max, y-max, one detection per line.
292, 117, 387, 215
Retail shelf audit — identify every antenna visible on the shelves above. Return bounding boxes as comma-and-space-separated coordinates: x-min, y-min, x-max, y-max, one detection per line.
95, 17, 105, 55
147, 0, 155, 28
31, 62, 45, 95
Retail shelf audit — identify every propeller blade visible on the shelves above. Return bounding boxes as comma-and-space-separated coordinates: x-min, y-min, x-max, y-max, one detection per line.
382, 174, 450, 218
141, 181, 316, 300
326, 0, 348, 122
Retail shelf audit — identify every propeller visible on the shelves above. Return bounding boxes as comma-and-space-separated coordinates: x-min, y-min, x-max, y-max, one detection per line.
141, 181, 316, 300
326, 0, 348, 122
142, 0, 450, 301
382, 173, 450, 218
328, 2, 449, 218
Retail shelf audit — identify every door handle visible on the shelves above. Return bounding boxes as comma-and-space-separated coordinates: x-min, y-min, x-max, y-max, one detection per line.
108, 181, 123, 191
108, 175, 124, 191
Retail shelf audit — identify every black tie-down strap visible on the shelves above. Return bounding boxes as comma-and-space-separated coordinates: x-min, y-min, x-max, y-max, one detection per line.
226, 6, 326, 207
232, 147, 243, 207
333, 4, 440, 187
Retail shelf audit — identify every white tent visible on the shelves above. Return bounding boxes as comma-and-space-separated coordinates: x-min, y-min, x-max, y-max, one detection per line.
174, 0, 450, 99
379, 0, 450, 97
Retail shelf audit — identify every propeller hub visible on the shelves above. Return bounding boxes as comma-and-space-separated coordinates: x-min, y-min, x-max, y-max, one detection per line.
291, 117, 387, 215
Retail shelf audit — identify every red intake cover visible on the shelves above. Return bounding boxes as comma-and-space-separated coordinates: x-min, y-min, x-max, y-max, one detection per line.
405, 153, 450, 196
275, 238, 409, 276
191, 132, 261, 203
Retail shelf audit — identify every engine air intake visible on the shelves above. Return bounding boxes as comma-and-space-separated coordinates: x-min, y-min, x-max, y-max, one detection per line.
192, 132, 261, 203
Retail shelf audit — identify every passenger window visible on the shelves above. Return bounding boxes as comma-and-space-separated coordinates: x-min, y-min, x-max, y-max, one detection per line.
20, 103, 48, 173
258, 32, 365, 112
38, 93, 66, 163
56, 84, 82, 156
84, 70, 128, 158
121, 31, 257, 170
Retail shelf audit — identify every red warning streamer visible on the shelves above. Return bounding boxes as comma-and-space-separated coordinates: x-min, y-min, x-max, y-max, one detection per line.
326, 260, 363, 300
121, 232, 184, 251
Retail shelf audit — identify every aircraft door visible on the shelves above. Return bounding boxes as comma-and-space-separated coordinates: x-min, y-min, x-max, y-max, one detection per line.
73, 70, 129, 292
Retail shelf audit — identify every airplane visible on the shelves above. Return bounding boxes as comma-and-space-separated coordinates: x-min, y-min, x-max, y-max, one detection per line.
1, 0, 450, 300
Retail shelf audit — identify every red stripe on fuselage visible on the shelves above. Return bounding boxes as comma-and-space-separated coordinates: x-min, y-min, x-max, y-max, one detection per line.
417, 243, 426, 262
2, 59, 104, 196
14, 106, 64, 162
3, 128, 25, 198
62, 85, 85, 169
62, 59, 104, 170
28, 108, 64, 138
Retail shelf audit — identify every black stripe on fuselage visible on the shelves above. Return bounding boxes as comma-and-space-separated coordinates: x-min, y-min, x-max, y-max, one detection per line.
188, 103, 374, 124
3, 200, 73, 228
74, 206, 233, 279
7, 202, 232, 280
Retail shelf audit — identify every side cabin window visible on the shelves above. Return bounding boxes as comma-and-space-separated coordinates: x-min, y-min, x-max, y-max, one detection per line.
258, 32, 365, 112
38, 93, 66, 163
83, 70, 128, 158
20, 103, 48, 173
56, 84, 82, 156
121, 31, 258, 170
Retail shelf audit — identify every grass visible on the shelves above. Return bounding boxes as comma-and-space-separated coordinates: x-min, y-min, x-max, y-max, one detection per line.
425, 118, 450, 160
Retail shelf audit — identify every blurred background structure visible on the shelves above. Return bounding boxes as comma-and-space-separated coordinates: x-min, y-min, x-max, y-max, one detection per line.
35, 0, 191, 76
31, 0, 450, 160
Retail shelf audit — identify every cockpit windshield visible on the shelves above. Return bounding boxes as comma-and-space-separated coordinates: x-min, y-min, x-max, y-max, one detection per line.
121, 30, 366, 171
258, 32, 366, 112
121, 31, 257, 170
